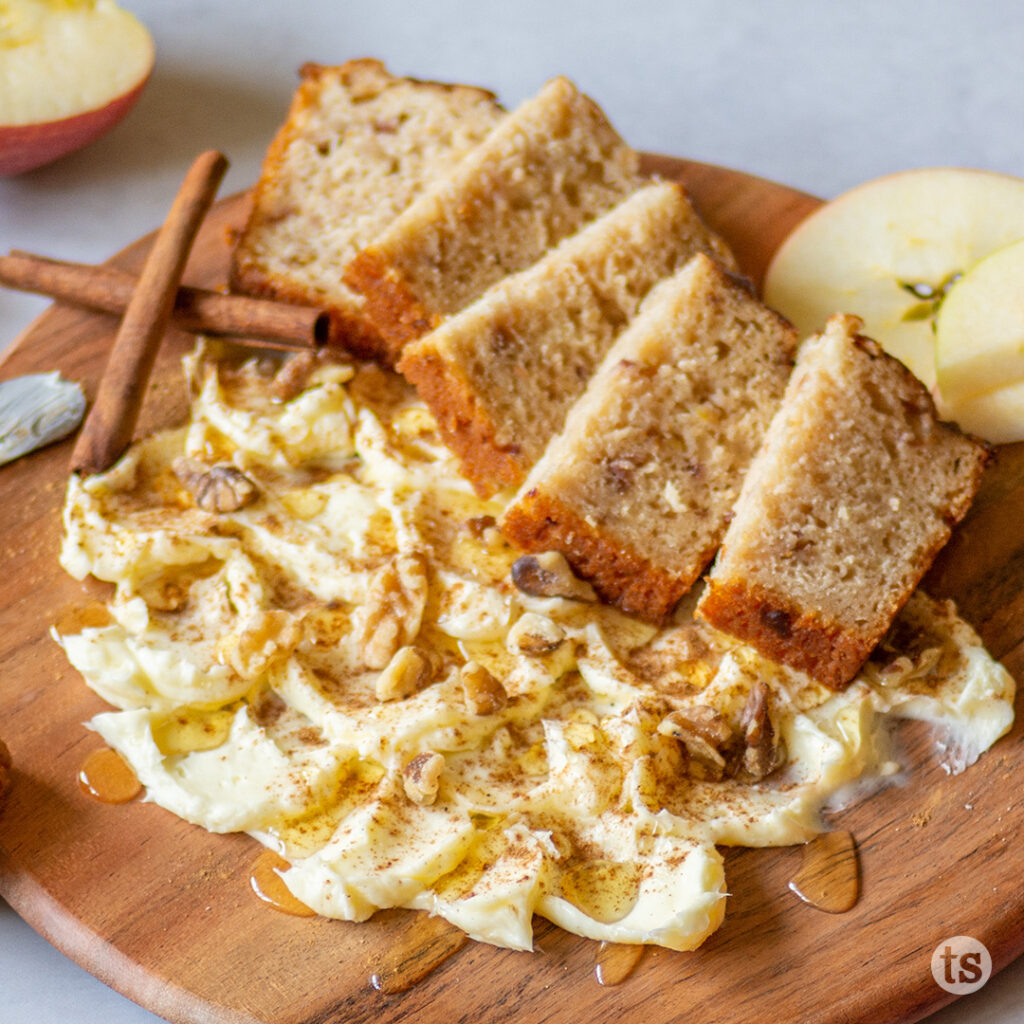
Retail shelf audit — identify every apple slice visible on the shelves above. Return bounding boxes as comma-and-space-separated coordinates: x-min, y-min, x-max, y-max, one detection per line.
932, 239, 1024, 442
763, 168, 1024, 390
0, 0, 154, 176
935, 239, 1024, 404
935, 382, 1024, 445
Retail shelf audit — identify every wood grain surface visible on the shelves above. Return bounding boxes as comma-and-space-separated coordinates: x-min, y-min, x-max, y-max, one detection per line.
0, 157, 1022, 1024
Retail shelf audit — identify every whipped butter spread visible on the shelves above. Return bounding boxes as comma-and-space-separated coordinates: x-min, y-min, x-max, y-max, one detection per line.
54, 344, 1015, 951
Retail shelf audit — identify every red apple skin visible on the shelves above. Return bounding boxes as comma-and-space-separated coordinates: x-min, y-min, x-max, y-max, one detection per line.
0, 71, 151, 177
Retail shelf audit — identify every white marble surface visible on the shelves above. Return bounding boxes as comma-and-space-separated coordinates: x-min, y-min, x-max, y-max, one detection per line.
2, 1, 1023, 1021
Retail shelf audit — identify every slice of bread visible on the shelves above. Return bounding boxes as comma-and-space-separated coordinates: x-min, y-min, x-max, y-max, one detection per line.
697, 314, 988, 689
397, 182, 736, 497
345, 76, 644, 364
229, 60, 504, 359
501, 254, 798, 622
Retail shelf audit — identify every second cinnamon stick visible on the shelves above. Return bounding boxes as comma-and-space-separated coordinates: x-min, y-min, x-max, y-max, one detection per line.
1, 251, 328, 351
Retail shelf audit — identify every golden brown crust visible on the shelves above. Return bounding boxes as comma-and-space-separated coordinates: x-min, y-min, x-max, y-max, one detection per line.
502, 489, 706, 623
698, 489, 984, 690
697, 579, 873, 689
398, 343, 528, 497
343, 248, 442, 365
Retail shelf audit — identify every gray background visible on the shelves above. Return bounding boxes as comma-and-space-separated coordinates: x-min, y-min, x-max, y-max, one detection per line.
2, 1, 1023, 1021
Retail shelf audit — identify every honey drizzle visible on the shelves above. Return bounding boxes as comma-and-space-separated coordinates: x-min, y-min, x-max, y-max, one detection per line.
249, 850, 316, 917
594, 941, 645, 986
559, 860, 643, 924
788, 830, 859, 913
369, 913, 468, 993
78, 747, 142, 804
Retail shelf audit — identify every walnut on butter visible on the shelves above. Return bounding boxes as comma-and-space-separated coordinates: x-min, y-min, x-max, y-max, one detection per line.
510, 551, 596, 602
352, 552, 429, 669
402, 751, 444, 805
460, 660, 507, 715
375, 645, 434, 702
172, 457, 258, 513
658, 705, 733, 781
508, 612, 566, 656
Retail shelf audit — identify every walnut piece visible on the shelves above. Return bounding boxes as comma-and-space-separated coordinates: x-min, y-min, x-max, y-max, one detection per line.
375, 645, 434, 702
220, 610, 302, 678
460, 660, 507, 715
734, 680, 785, 783
352, 552, 429, 669
658, 683, 786, 783
507, 612, 565, 656
510, 551, 596, 602
402, 751, 444, 805
271, 351, 319, 402
173, 457, 258, 513
658, 705, 733, 781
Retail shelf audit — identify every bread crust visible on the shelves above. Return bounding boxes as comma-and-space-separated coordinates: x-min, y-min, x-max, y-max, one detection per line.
397, 344, 527, 496
697, 578, 870, 689
502, 488, 706, 623
343, 248, 442, 365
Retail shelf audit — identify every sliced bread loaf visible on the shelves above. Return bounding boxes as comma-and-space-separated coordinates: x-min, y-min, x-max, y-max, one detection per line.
229, 60, 504, 358
696, 314, 988, 689
397, 182, 736, 497
344, 75, 645, 363
500, 254, 797, 622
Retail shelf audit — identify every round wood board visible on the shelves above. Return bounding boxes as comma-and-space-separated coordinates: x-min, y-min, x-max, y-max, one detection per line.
0, 156, 1022, 1024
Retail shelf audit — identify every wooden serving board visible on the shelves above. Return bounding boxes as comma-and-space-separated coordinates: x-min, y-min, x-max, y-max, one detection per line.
1, 156, 1022, 1024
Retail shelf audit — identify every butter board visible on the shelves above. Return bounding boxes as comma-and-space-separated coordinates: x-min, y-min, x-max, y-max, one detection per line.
0, 156, 1022, 1024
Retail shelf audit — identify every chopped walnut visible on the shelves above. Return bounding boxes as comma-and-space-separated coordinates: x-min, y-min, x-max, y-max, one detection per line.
402, 751, 444, 805
271, 351, 319, 402
352, 552, 429, 669
375, 645, 434, 702
511, 551, 597, 602
460, 660, 507, 715
658, 705, 733, 781
734, 680, 785, 783
219, 610, 302, 678
658, 683, 786, 783
508, 612, 565, 656
173, 457, 258, 513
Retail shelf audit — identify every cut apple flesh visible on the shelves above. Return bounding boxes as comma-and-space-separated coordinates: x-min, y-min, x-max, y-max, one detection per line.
939, 382, 1024, 445
764, 168, 1024, 391
935, 239, 1024, 404
0, 0, 154, 175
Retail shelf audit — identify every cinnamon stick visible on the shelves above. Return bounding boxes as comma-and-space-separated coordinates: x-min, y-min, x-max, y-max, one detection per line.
1, 250, 328, 351
71, 150, 229, 477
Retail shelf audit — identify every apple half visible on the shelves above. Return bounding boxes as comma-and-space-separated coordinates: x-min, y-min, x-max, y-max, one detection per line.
0, 0, 154, 176
763, 168, 1024, 391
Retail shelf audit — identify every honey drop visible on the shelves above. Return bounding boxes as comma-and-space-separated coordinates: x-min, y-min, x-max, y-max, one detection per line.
54, 600, 112, 635
78, 747, 142, 804
788, 830, 859, 913
594, 941, 645, 986
249, 849, 316, 917
369, 913, 468, 993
